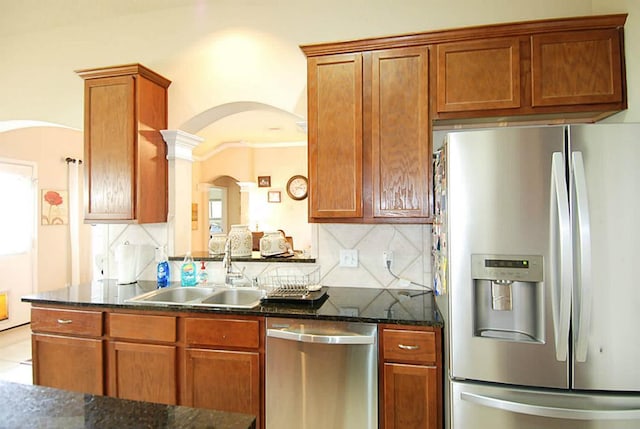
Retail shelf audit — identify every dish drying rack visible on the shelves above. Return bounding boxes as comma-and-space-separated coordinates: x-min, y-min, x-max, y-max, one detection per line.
257, 266, 321, 299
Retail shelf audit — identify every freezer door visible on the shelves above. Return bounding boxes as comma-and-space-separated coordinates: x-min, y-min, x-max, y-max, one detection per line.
452, 380, 640, 429
447, 127, 569, 388
570, 124, 640, 391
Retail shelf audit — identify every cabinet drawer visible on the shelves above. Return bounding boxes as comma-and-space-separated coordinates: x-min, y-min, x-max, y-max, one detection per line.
382, 329, 436, 365
185, 318, 260, 349
31, 307, 103, 337
109, 313, 176, 343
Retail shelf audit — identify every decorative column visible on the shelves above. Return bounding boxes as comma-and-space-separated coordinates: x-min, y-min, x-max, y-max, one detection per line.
236, 181, 256, 226
160, 130, 203, 256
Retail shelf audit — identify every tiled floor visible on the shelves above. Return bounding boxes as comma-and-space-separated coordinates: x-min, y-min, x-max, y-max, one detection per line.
0, 324, 32, 384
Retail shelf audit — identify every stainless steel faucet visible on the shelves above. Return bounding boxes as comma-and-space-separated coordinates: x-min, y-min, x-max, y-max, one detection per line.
222, 238, 246, 287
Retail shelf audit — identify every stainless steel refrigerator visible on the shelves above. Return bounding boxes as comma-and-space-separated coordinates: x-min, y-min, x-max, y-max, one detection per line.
434, 124, 640, 428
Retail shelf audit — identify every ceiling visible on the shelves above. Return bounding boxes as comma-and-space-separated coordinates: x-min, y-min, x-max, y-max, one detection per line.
183, 101, 307, 158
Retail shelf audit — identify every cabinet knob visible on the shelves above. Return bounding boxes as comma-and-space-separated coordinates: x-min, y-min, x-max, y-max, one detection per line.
57, 319, 73, 324
398, 344, 419, 351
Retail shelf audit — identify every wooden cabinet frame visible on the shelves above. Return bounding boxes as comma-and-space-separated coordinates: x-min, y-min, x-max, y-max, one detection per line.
379, 325, 443, 429
77, 64, 171, 224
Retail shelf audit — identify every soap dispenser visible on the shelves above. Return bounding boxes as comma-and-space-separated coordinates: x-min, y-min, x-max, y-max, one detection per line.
180, 252, 197, 287
198, 261, 208, 285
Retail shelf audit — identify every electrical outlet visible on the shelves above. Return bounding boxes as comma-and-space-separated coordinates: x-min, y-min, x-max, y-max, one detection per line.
383, 250, 393, 268
339, 249, 358, 267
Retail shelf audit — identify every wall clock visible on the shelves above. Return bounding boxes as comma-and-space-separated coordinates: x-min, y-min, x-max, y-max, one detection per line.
286, 175, 308, 200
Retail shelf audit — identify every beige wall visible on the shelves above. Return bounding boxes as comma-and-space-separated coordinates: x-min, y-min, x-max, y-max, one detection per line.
0, 127, 92, 291
194, 144, 309, 252
3, 0, 637, 133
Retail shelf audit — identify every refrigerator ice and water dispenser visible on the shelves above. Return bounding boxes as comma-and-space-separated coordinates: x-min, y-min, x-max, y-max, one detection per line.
471, 254, 544, 343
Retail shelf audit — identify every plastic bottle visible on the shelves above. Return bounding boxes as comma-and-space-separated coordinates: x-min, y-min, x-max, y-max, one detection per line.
198, 261, 208, 285
180, 252, 197, 287
156, 246, 170, 288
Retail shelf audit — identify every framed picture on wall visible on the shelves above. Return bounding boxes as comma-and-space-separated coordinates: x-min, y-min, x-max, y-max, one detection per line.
258, 176, 271, 187
41, 189, 68, 225
267, 191, 281, 203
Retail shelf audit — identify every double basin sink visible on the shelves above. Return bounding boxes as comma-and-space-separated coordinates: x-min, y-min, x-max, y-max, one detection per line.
125, 286, 266, 309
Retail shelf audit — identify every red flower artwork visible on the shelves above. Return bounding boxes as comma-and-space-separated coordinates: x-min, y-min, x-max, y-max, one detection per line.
44, 191, 63, 206
42, 190, 66, 225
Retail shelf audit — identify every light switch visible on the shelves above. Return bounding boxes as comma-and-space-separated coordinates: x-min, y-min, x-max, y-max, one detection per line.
339, 249, 358, 267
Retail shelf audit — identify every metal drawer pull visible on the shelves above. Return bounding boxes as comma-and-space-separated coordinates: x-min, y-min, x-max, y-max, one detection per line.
57, 319, 73, 324
398, 344, 419, 351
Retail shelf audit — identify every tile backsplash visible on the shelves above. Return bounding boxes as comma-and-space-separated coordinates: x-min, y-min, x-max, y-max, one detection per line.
95, 223, 432, 292
315, 224, 432, 291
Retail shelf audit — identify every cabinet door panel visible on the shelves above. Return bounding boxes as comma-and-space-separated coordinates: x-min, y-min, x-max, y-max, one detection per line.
308, 53, 363, 218
184, 349, 260, 424
108, 341, 177, 405
136, 76, 169, 223
32, 333, 103, 395
436, 38, 521, 112
84, 75, 135, 220
531, 29, 622, 106
383, 363, 438, 429
372, 47, 430, 218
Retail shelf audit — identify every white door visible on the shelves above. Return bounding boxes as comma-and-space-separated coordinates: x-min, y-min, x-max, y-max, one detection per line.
0, 159, 36, 331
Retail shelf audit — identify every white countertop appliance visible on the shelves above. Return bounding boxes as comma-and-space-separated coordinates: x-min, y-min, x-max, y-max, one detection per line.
435, 124, 640, 428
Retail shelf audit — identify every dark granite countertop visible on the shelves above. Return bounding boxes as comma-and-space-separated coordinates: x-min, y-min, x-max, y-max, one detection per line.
0, 380, 255, 429
170, 251, 315, 263
22, 280, 442, 327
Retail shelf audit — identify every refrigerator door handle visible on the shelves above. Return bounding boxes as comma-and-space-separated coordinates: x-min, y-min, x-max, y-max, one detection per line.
572, 152, 592, 363
461, 391, 640, 421
550, 152, 572, 362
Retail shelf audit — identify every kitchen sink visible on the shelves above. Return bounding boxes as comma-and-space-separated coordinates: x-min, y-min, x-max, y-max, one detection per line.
125, 286, 265, 309
201, 288, 265, 307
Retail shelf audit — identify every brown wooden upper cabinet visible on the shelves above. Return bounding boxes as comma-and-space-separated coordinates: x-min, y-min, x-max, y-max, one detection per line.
307, 53, 364, 220
301, 14, 627, 224
305, 47, 431, 223
434, 15, 626, 121
76, 64, 171, 224
436, 37, 522, 113
531, 28, 623, 107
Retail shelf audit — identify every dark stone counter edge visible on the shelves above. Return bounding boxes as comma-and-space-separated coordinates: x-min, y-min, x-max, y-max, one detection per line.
0, 380, 256, 429
169, 252, 315, 263
21, 295, 443, 328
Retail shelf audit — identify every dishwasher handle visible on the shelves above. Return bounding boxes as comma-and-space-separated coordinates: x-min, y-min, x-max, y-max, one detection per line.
267, 327, 375, 345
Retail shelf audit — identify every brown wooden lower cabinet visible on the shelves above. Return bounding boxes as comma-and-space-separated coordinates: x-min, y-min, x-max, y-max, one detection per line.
30, 304, 443, 429
182, 315, 264, 429
32, 333, 104, 395
380, 325, 443, 429
183, 348, 260, 415
30, 306, 104, 395
383, 363, 439, 429
107, 341, 177, 405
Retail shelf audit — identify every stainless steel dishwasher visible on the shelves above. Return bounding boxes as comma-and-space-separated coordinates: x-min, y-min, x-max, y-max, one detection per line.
266, 317, 378, 429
